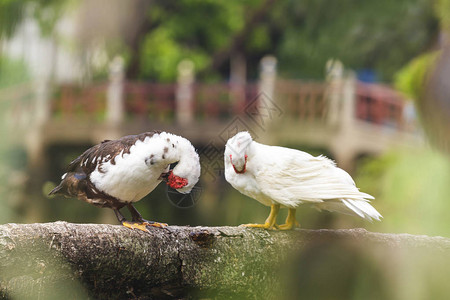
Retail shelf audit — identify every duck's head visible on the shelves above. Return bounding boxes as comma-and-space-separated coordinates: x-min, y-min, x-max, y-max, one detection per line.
161, 135, 201, 194
225, 131, 253, 174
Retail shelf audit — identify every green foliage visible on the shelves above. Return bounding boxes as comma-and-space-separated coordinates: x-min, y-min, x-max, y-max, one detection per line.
91, 40, 132, 81
273, 0, 437, 80
356, 149, 450, 237
246, 24, 271, 52
32, 0, 70, 37
136, 0, 437, 82
393, 0, 450, 99
140, 28, 210, 82
394, 51, 439, 100
0, 0, 439, 83
435, 0, 450, 31
0, 0, 70, 39
139, 0, 256, 81
0, 55, 29, 223
0, 0, 26, 39
0, 55, 30, 88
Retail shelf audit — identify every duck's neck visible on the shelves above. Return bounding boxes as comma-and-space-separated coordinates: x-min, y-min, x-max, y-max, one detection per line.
161, 133, 199, 175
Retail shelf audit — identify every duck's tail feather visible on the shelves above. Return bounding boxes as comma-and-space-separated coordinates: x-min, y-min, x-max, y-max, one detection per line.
48, 183, 64, 196
341, 199, 382, 221
314, 198, 382, 222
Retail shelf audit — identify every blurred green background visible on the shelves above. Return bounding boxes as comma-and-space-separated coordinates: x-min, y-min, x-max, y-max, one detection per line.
1, 0, 450, 299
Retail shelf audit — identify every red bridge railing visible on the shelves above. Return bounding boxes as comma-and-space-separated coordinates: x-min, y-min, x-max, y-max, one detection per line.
275, 80, 329, 122
51, 82, 260, 121
49, 80, 412, 131
355, 82, 406, 129
124, 82, 176, 121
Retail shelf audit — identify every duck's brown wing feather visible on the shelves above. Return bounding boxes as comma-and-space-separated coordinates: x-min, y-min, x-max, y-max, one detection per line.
67, 131, 161, 174
51, 131, 162, 208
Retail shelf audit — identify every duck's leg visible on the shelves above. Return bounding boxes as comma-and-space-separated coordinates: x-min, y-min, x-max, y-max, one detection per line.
127, 203, 168, 228
240, 204, 280, 230
278, 208, 300, 230
113, 208, 127, 223
114, 207, 151, 232
113, 208, 149, 232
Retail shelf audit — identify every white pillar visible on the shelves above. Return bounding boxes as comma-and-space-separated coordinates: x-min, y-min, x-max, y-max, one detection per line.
325, 59, 344, 127
256, 56, 278, 143
340, 70, 357, 130
26, 78, 51, 171
107, 56, 125, 124
176, 59, 195, 125
258, 55, 277, 100
329, 68, 358, 172
230, 52, 246, 109
34, 79, 51, 125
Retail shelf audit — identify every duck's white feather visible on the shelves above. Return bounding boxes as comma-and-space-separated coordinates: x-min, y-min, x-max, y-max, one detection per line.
224, 132, 382, 221
90, 132, 200, 202
90, 135, 167, 202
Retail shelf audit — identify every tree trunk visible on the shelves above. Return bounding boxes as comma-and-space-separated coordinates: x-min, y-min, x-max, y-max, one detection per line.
210, 0, 277, 70
0, 222, 449, 299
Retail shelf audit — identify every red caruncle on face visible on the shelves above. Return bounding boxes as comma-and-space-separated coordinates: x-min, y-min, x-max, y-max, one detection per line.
229, 154, 248, 174
168, 171, 188, 189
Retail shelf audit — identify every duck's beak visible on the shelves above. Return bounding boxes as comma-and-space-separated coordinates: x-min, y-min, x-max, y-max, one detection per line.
230, 154, 248, 174
159, 171, 171, 182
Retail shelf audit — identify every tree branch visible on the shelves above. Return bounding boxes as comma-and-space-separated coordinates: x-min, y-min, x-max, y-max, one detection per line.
0, 222, 449, 299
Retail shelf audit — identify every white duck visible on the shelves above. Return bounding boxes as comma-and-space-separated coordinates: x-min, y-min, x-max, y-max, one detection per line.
224, 131, 381, 230
50, 131, 201, 232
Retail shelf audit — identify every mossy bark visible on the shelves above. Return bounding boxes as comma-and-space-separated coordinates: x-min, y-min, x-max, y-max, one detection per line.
0, 222, 449, 299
